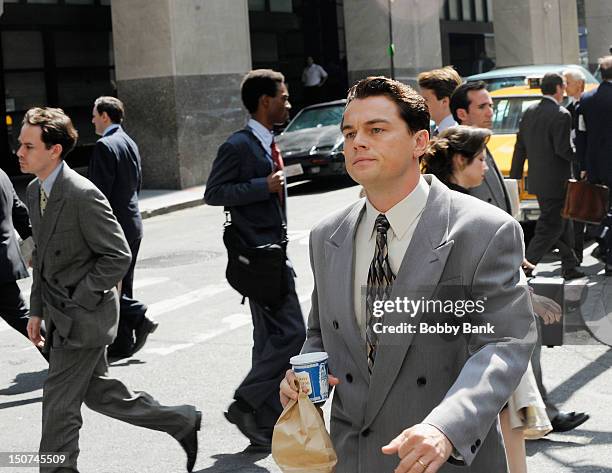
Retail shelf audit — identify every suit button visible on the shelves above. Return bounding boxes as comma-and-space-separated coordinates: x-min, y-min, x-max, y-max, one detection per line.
346, 373, 353, 383
471, 445, 477, 453
332, 320, 339, 329
475, 439, 481, 447
487, 198, 492, 203
53, 278, 59, 284
362, 428, 370, 437
55, 250, 61, 256
416, 377, 427, 386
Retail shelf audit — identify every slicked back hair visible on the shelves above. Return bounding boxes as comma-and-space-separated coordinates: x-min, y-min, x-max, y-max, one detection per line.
23, 107, 78, 159
450, 81, 488, 123
417, 66, 462, 100
94, 96, 125, 124
344, 76, 430, 134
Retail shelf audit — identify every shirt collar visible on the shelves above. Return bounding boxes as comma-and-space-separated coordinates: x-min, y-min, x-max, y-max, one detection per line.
247, 118, 274, 151
363, 175, 430, 241
437, 114, 458, 132
40, 161, 65, 197
542, 95, 559, 105
103, 123, 121, 137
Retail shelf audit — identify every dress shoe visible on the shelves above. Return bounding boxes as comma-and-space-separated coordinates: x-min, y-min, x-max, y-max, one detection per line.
107, 349, 132, 363
550, 411, 589, 433
132, 317, 159, 355
224, 401, 273, 446
178, 410, 201, 472
562, 268, 585, 280
605, 265, 612, 276
243, 441, 272, 454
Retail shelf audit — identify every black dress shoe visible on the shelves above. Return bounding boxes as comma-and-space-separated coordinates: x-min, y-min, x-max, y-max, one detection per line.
224, 401, 273, 446
562, 268, 586, 280
132, 317, 159, 355
550, 411, 589, 433
178, 410, 201, 472
243, 441, 272, 454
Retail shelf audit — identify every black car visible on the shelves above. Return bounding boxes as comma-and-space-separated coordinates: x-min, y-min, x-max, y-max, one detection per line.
276, 100, 348, 181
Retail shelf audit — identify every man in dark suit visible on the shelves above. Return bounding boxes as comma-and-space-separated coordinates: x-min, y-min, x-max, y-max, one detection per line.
89, 96, 157, 360
0, 168, 35, 346
19, 107, 200, 472
204, 69, 306, 450
576, 56, 612, 275
510, 73, 583, 280
450, 81, 512, 214
563, 68, 587, 263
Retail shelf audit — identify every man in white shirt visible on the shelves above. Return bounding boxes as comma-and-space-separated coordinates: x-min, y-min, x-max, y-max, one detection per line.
417, 66, 461, 136
302, 56, 328, 105
280, 76, 535, 472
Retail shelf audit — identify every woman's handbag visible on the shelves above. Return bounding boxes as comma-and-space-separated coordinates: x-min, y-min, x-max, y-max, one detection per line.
561, 179, 610, 225
223, 212, 289, 307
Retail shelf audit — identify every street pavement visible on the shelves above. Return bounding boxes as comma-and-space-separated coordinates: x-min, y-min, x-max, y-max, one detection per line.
1, 178, 611, 472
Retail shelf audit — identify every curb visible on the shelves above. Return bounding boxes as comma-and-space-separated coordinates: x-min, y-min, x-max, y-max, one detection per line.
140, 198, 204, 219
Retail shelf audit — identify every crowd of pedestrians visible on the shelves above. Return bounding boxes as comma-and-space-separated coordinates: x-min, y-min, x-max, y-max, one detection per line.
0, 55, 611, 473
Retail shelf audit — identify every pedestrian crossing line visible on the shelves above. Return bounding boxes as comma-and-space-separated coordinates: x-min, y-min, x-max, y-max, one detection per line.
147, 283, 229, 319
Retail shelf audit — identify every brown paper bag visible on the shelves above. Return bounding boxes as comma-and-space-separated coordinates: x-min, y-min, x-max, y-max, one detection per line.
272, 380, 337, 473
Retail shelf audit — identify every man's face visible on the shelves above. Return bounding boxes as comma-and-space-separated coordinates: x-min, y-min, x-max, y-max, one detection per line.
91, 105, 107, 136
267, 82, 291, 125
17, 124, 61, 179
458, 89, 494, 129
564, 76, 583, 98
420, 88, 448, 125
341, 95, 428, 190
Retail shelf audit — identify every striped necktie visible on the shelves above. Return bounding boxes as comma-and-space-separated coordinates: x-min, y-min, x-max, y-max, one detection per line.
365, 214, 396, 374
40, 187, 48, 216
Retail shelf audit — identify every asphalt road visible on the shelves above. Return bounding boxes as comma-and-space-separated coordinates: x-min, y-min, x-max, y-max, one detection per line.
1, 178, 611, 473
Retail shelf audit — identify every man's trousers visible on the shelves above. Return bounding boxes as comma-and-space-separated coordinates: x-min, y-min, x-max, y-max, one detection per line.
40, 336, 198, 472
0, 281, 29, 339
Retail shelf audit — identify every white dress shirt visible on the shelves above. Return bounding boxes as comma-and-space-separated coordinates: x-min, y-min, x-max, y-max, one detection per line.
40, 161, 65, 198
436, 114, 458, 134
247, 118, 274, 157
353, 176, 430, 337
302, 64, 328, 87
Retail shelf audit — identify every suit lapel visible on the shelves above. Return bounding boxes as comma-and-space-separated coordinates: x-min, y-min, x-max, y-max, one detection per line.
364, 175, 455, 426
325, 200, 370, 381
36, 166, 67, 261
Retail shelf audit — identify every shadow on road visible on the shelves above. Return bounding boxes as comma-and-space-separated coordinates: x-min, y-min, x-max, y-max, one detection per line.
195, 448, 271, 473
527, 432, 612, 472
287, 177, 357, 197
0, 368, 47, 395
0, 396, 43, 410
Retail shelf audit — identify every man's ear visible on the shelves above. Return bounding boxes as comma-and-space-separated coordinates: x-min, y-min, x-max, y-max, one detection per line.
51, 144, 63, 160
413, 129, 430, 159
456, 108, 468, 124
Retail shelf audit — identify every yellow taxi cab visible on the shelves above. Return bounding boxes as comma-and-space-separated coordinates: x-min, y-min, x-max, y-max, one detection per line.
488, 79, 597, 222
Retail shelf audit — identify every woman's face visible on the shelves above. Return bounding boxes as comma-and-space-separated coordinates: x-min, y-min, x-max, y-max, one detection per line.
454, 150, 488, 188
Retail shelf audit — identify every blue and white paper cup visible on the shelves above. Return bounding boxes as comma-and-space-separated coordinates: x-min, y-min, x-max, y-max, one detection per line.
290, 352, 329, 403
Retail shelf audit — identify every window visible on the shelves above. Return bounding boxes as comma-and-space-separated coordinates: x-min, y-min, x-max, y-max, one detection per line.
462, 0, 472, 21
491, 97, 540, 134
475, 0, 485, 22
248, 0, 266, 11
285, 105, 344, 132
270, 0, 292, 12
448, 0, 460, 20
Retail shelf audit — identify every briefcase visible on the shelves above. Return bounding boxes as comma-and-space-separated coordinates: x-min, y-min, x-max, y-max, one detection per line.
561, 179, 609, 225
223, 220, 289, 308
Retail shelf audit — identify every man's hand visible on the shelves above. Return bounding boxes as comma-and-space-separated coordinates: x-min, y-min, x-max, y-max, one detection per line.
531, 293, 562, 325
382, 424, 453, 473
279, 369, 340, 407
267, 170, 285, 193
27, 316, 45, 348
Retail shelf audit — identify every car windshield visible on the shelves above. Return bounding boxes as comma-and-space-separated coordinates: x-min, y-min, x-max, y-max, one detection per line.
481, 77, 527, 91
492, 96, 541, 134
284, 105, 344, 132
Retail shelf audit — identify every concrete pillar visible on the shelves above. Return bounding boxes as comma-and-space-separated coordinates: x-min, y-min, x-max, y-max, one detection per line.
584, 0, 612, 69
111, 0, 251, 189
343, 0, 443, 86
493, 0, 579, 67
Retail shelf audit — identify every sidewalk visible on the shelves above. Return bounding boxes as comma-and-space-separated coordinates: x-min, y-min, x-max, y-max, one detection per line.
139, 184, 205, 219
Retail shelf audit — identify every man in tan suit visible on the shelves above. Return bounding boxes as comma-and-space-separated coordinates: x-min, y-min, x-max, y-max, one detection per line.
19, 107, 200, 472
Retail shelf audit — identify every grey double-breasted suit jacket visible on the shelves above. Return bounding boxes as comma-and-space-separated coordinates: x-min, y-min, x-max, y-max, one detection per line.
27, 164, 131, 350
302, 175, 536, 472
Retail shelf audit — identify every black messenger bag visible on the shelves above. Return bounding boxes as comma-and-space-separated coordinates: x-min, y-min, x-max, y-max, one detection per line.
223, 212, 289, 307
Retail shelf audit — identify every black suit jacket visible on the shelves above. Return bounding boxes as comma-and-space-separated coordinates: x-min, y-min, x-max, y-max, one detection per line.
0, 169, 31, 283
576, 81, 612, 186
204, 128, 285, 247
88, 125, 143, 242
510, 98, 574, 199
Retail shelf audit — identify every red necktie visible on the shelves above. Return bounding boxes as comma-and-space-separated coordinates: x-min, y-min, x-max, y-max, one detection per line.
271, 140, 284, 204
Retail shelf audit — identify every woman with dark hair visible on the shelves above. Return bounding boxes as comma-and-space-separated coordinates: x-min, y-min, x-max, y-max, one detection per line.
421, 125, 491, 192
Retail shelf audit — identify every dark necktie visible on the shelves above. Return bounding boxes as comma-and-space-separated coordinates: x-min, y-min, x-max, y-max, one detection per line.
271, 139, 285, 204
365, 214, 396, 374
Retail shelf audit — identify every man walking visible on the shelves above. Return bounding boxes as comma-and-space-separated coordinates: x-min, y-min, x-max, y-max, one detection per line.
450, 81, 512, 213
19, 107, 200, 472
576, 56, 612, 276
0, 168, 37, 349
281, 76, 535, 472
89, 96, 157, 360
417, 66, 461, 136
205, 70, 306, 450
510, 73, 583, 280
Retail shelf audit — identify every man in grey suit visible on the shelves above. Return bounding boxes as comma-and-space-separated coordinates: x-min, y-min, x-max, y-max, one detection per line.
18, 107, 200, 472
450, 81, 512, 214
510, 73, 583, 280
281, 77, 536, 472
